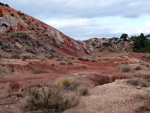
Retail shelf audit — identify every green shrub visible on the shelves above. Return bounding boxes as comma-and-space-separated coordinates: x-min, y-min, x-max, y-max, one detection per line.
24, 87, 79, 112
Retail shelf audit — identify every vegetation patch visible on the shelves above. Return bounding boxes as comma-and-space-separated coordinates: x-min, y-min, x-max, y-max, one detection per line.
127, 77, 150, 87
135, 66, 142, 70
33, 69, 48, 74
24, 87, 79, 112
55, 78, 71, 88
120, 64, 132, 72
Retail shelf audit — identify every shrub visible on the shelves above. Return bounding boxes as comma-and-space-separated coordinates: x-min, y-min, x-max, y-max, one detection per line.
127, 78, 150, 87
11, 54, 20, 59
135, 66, 142, 70
24, 87, 79, 112
78, 57, 89, 61
59, 62, 66, 65
120, 64, 131, 72
78, 87, 89, 96
21, 55, 31, 60
91, 59, 96, 62
33, 69, 48, 74
67, 62, 73, 65
11, 32, 29, 39
55, 78, 71, 88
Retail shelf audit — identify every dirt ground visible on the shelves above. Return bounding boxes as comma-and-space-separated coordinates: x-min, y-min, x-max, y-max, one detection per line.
0, 53, 150, 113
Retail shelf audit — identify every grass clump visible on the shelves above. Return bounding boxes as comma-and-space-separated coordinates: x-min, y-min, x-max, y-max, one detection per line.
55, 78, 71, 88
24, 87, 79, 112
120, 64, 131, 73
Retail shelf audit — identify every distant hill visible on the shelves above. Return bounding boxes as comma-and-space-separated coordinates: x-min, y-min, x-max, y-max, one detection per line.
0, 3, 88, 59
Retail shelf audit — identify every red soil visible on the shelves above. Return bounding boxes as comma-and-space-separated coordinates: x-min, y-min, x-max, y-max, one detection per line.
0, 56, 130, 91
128, 53, 143, 59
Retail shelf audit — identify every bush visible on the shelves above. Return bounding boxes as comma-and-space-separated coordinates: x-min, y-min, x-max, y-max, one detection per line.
78, 57, 89, 61
78, 87, 89, 96
127, 77, 150, 87
24, 87, 79, 112
11, 54, 20, 59
21, 55, 31, 60
135, 66, 142, 70
59, 62, 66, 65
11, 32, 29, 39
67, 62, 73, 65
120, 64, 131, 72
33, 69, 48, 74
55, 78, 71, 88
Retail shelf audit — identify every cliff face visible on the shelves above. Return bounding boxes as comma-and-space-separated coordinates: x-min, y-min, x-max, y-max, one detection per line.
0, 4, 87, 59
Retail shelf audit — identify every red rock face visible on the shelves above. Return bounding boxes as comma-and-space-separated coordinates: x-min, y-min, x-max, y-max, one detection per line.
0, 9, 3, 17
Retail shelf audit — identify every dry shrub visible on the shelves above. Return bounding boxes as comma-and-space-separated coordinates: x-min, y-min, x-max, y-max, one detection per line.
127, 77, 150, 87
59, 62, 66, 65
120, 64, 131, 72
55, 78, 71, 88
78, 57, 90, 61
0, 65, 14, 77
24, 87, 79, 112
21, 55, 31, 61
33, 69, 48, 74
78, 87, 89, 96
135, 66, 142, 70
67, 62, 73, 65
0, 82, 12, 99
11, 54, 20, 59
135, 94, 150, 112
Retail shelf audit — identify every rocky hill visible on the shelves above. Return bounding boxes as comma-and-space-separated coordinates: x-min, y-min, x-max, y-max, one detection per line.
0, 3, 88, 59
82, 38, 133, 54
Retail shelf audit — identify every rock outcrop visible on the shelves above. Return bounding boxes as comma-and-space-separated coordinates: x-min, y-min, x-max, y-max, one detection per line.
82, 38, 133, 54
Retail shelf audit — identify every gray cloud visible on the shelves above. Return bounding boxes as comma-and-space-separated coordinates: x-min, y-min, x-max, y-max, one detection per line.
1, 0, 150, 40
1, 0, 150, 19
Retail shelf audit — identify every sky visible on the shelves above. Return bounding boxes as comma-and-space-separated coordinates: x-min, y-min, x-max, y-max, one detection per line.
1, 0, 150, 40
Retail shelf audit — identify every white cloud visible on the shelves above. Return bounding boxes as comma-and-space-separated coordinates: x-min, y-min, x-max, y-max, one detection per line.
145, 21, 150, 28
2, 0, 150, 19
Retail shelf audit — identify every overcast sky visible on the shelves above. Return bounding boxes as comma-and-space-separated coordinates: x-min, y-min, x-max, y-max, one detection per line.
1, 0, 150, 40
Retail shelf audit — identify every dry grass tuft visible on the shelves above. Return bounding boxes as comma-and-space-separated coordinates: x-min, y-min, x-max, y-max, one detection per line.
55, 78, 71, 88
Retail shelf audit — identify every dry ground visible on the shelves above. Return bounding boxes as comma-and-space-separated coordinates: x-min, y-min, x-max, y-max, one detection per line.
0, 53, 150, 113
